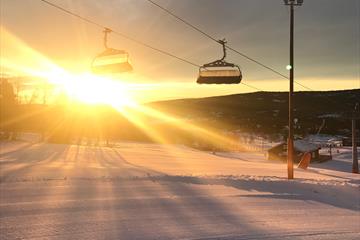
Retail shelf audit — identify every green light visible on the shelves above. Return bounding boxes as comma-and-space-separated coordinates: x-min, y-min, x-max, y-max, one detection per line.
286, 65, 292, 70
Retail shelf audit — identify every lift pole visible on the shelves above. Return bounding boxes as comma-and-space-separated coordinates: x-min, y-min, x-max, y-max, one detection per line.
288, 2, 295, 179
284, 0, 303, 179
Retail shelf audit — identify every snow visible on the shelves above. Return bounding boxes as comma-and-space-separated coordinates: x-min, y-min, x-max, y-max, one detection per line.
318, 113, 341, 119
0, 140, 359, 239
272, 99, 285, 103
304, 134, 344, 147
269, 140, 320, 153
294, 140, 320, 152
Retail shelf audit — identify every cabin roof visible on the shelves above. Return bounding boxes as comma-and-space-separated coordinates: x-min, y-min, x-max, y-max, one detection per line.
269, 140, 320, 153
294, 140, 320, 152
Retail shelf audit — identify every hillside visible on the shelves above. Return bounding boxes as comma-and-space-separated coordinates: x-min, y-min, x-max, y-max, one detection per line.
1, 89, 359, 146
148, 89, 360, 137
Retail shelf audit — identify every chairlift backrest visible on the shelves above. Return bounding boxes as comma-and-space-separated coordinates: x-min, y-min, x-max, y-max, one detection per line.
199, 69, 241, 77
92, 48, 132, 74
197, 65, 242, 84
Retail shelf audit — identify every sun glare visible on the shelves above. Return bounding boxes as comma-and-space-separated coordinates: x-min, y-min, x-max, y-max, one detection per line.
55, 73, 137, 108
1, 27, 138, 108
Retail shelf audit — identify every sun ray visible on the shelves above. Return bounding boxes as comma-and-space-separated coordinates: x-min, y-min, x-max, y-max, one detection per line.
1, 27, 139, 108
130, 105, 241, 150
2, 27, 249, 152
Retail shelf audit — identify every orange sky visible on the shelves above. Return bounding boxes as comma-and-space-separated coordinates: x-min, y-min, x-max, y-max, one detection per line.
0, 0, 359, 103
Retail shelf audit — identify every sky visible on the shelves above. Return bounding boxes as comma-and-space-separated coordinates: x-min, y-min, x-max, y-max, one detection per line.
0, 0, 359, 102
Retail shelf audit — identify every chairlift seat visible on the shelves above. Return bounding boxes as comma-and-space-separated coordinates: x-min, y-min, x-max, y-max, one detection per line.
92, 48, 133, 74
197, 74, 242, 84
197, 62, 242, 84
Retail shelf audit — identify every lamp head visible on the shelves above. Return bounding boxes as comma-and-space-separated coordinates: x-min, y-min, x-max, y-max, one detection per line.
284, 0, 303, 6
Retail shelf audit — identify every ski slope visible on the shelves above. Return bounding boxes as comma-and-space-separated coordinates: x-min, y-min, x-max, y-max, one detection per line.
0, 141, 359, 239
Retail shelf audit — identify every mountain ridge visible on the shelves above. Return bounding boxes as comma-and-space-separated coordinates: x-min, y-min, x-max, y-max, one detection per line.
147, 89, 360, 136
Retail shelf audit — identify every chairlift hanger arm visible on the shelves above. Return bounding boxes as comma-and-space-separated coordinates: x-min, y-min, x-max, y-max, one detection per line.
202, 39, 238, 68
217, 39, 227, 61
103, 28, 112, 49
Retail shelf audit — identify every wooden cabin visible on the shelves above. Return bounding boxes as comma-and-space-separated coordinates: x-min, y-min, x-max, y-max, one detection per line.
267, 140, 321, 163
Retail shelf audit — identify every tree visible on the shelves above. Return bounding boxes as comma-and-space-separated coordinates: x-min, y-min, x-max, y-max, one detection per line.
0, 78, 17, 139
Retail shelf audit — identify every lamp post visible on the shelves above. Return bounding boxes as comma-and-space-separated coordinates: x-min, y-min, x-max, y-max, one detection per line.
284, 0, 303, 179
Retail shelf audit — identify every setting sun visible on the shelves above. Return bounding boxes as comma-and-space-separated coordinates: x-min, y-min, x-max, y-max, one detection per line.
50, 73, 137, 107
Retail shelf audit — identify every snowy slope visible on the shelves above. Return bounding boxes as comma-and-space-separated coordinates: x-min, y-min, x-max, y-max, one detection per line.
0, 141, 359, 239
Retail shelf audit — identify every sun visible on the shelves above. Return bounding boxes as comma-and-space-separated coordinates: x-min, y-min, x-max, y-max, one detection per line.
48, 72, 137, 108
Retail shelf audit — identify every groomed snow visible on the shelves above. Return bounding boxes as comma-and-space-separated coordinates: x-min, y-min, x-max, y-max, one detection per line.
0, 141, 359, 239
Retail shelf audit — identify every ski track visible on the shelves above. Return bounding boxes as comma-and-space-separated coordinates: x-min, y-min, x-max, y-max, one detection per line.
0, 142, 359, 239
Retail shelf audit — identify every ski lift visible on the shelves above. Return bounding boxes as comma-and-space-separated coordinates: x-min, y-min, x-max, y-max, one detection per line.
91, 28, 133, 74
197, 39, 242, 84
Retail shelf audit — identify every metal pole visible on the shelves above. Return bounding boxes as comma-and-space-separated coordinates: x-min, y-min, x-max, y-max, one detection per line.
352, 118, 359, 173
287, 4, 295, 179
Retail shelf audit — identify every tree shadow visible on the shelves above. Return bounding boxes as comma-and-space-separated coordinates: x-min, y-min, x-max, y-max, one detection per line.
147, 175, 360, 212
0, 141, 36, 159
311, 159, 357, 174
0, 143, 70, 181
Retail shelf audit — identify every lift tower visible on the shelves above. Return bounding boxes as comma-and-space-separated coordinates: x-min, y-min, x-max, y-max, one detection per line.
284, 0, 303, 179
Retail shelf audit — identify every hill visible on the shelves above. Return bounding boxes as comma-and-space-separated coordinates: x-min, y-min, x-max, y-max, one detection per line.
148, 89, 360, 137
1, 89, 358, 146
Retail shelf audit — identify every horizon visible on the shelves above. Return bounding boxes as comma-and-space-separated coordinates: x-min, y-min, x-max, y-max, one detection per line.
1, 0, 359, 104
2, 74, 359, 104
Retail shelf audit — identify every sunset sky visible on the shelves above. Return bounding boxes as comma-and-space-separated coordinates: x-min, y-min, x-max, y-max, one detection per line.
1, 0, 359, 102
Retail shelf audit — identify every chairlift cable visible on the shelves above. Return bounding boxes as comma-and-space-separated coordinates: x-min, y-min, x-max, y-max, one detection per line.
39, 0, 199, 68
39, 0, 104, 28
239, 82, 263, 91
145, 0, 355, 111
38, 0, 263, 91
145, 0, 219, 43
145, 0, 288, 78
225, 45, 288, 79
145, 0, 314, 90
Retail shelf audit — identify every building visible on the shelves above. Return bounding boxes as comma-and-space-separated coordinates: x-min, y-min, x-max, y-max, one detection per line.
342, 136, 360, 147
267, 140, 322, 163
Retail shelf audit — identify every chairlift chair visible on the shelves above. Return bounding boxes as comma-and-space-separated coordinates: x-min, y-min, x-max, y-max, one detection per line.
91, 28, 133, 74
197, 39, 242, 84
